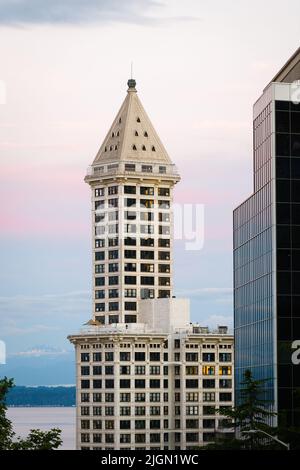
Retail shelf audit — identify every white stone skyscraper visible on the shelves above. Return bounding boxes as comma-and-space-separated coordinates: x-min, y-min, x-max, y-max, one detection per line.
69, 79, 234, 450
85, 78, 180, 325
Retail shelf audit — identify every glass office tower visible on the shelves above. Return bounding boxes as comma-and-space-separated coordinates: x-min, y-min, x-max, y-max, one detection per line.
234, 48, 300, 427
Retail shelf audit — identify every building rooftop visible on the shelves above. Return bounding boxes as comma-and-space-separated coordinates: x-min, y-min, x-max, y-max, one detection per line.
266, 46, 300, 89
92, 78, 173, 166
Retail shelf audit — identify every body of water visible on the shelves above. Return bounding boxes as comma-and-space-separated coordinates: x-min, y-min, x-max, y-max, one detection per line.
7, 407, 76, 450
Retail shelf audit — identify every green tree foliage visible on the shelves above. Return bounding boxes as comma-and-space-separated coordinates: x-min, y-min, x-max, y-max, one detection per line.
203, 369, 283, 450
0, 377, 62, 450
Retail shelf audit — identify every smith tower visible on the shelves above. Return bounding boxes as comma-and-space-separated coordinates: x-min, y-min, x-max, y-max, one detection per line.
85, 78, 180, 325
68, 79, 234, 450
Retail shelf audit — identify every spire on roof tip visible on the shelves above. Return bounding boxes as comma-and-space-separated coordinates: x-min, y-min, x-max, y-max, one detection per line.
127, 78, 136, 91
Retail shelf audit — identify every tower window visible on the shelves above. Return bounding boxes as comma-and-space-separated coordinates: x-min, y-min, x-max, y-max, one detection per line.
110, 145, 113, 151
115, 145, 118, 150
144, 131, 148, 137
132, 145, 137, 151
105, 146, 107, 152
135, 131, 139, 136
137, 117, 141, 123
152, 146, 156, 152
117, 131, 120, 136
142, 145, 146, 151
112, 132, 115, 137
119, 118, 122, 123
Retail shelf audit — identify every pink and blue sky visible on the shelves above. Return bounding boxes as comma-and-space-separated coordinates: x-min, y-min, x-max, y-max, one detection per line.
0, 0, 300, 368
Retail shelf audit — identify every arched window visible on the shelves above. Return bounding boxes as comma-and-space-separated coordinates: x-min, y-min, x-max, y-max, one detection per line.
112, 132, 115, 138
135, 131, 139, 136
104, 146, 107, 152
144, 131, 148, 137
117, 131, 120, 137
119, 118, 122, 124
115, 145, 118, 150
110, 145, 113, 151
137, 117, 141, 123
142, 145, 146, 151
152, 146, 156, 152
132, 145, 137, 150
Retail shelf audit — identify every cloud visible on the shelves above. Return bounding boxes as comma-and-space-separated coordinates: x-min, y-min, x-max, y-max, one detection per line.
176, 287, 233, 303
0, 290, 91, 336
0, 0, 200, 26
9, 345, 70, 357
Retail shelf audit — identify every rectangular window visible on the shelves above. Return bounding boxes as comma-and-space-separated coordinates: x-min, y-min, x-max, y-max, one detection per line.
93, 366, 102, 375
95, 239, 105, 248
219, 366, 232, 376
120, 352, 131, 361
125, 289, 136, 297
150, 393, 160, 402
95, 264, 105, 274
141, 263, 154, 272
81, 393, 89, 402
95, 251, 105, 261
120, 365, 131, 375
125, 276, 136, 284
125, 301, 136, 311
186, 379, 199, 389
142, 165, 153, 173
124, 262, 136, 272
141, 276, 155, 285
150, 352, 160, 362
125, 164, 136, 172
93, 393, 101, 402
135, 365, 145, 375
109, 276, 119, 285
135, 352, 145, 361
158, 251, 170, 260
202, 366, 215, 376
141, 238, 155, 247
135, 379, 146, 388
124, 185, 136, 194
135, 406, 146, 416
81, 353, 90, 362
203, 379, 215, 389
120, 379, 131, 389
158, 188, 170, 197
95, 188, 105, 197
186, 406, 199, 416
135, 393, 146, 402
109, 263, 119, 272
120, 393, 130, 402
203, 392, 215, 402
81, 380, 90, 389
219, 393, 232, 402
105, 352, 114, 361
186, 353, 198, 362
186, 392, 199, 402
140, 186, 154, 196
203, 353, 215, 362
109, 289, 118, 298
150, 379, 160, 389
108, 186, 118, 195
125, 198, 136, 207
141, 288, 155, 299
109, 302, 119, 311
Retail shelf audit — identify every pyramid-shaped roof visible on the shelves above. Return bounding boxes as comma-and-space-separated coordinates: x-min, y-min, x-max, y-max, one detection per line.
92, 79, 172, 166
